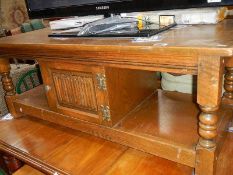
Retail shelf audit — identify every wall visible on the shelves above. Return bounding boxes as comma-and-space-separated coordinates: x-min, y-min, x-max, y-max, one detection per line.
1, 0, 29, 30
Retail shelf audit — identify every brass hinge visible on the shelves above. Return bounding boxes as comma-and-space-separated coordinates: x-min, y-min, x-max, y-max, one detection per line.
100, 105, 111, 121
96, 73, 107, 91
44, 85, 51, 92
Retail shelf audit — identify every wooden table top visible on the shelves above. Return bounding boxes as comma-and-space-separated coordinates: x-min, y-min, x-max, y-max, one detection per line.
0, 20, 233, 74
0, 20, 233, 56
0, 117, 193, 175
0, 19, 233, 52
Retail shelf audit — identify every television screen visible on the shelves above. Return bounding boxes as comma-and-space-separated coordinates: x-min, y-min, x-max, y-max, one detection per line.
27, 0, 129, 11
25, 0, 233, 19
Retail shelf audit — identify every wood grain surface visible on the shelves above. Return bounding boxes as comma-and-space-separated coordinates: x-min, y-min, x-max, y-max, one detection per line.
1, 19, 233, 175
11, 132, 233, 175
1, 20, 233, 74
13, 86, 197, 167
0, 117, 194, 175
13, 165, 44, 175
10, 85, 232, 169
38, 60, 157, 126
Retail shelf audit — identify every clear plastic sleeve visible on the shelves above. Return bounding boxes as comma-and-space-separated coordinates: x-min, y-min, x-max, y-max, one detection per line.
78, 16, 139, 36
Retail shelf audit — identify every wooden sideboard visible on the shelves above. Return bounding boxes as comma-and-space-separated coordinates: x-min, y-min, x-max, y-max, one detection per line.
1, 19, 233, 175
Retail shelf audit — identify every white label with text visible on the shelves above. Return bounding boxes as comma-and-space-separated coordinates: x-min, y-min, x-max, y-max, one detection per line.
208, 0, 221, 3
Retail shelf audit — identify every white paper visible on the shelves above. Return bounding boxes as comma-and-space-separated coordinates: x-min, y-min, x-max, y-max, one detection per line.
50, 15, 104, 30
132, 35, 163, 43
120, 7, 226, 25
208, 0, 221, 3
1, 113, 14, 121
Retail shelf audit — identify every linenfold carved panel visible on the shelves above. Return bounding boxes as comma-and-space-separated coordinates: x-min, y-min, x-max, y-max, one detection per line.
52, 70, 98, 112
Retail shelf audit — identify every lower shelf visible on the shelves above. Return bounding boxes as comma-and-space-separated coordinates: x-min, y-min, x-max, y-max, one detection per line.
12, 85, 233, 167
13, 165, 44, 175
0, 117, 193, 175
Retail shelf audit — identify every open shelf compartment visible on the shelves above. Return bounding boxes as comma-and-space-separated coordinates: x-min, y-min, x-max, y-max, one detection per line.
12, 85, 233, 167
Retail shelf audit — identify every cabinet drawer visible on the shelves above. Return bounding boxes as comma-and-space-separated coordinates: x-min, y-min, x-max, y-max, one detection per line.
52, 70, 98, 113
39, 60, 108, 124
39, 59, 157, 127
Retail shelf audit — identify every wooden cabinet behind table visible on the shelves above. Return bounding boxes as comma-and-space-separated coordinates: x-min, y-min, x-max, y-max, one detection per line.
38, 59, 157, 127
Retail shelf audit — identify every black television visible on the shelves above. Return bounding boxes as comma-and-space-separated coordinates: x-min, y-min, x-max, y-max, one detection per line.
25, 0, 233, 19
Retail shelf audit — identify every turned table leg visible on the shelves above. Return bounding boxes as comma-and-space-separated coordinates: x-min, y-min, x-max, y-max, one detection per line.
198, 106, 219, 149
195, 56, 224, 175
0, 152, 8, 174
224, 67, 233, 99
0, 59, 20, 117
2, 153, 23, 174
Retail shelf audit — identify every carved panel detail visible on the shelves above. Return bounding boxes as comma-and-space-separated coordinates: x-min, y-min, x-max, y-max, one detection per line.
52, 71, 98, 112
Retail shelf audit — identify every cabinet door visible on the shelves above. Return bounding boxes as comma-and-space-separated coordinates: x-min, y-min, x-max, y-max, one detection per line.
39, 60, 108, 124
